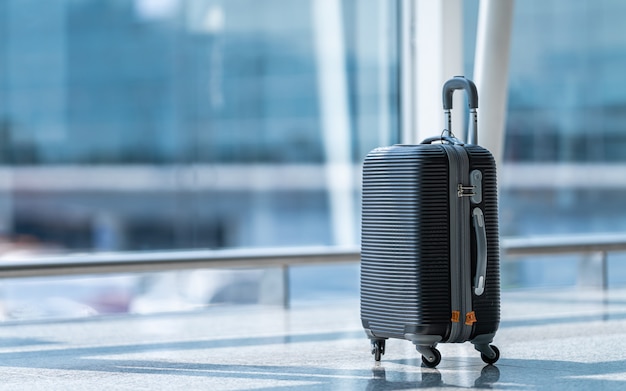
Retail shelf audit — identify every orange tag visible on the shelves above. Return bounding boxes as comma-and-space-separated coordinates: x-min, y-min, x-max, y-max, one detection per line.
451, 311, 460, 323
465, 311, 477, 326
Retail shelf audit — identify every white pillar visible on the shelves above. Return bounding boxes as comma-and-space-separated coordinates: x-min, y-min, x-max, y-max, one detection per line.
400, 0, 418, 144
473, 0, 515, 166
312, 0, 355, 246
375, 0, 392, 147
403, 0, 464, 144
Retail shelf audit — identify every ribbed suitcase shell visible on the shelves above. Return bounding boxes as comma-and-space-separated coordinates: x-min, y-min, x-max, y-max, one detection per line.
360, 143, 500, 344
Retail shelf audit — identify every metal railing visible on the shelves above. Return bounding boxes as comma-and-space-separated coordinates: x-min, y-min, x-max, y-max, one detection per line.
0, 233, 625, 306
501, 233, 626, 290
0, 246, 360, 279
0, 246, 361, 309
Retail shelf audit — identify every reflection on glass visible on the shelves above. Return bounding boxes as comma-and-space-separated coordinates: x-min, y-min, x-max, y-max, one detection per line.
0, 0, 400, 254
0, 0, 399, 319
464, 0, 626, 288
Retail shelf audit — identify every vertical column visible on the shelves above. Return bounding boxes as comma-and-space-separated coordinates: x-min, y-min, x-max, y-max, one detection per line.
402, 0, 465, 144
375, 0, 392, 147
399, 0, 417, 144
473, 0, 515, 164
312, 0, 356, 246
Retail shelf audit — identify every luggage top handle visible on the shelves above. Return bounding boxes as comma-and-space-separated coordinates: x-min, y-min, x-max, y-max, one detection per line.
442, 76, 478, 110
442, 76, 479, 145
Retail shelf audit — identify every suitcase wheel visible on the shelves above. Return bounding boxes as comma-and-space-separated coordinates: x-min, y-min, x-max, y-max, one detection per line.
479, 345, 500, 365
371, 339, 386, 362
420, 347, 441, 368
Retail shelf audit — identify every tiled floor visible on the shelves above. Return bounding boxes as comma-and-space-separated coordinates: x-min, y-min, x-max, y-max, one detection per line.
1, 288, 626, 390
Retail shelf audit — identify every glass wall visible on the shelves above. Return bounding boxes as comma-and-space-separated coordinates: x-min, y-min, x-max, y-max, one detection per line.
0, 0, 399, 253
465, 0, 626, 287
0, 0, 399, 317
4, 0, 626, 317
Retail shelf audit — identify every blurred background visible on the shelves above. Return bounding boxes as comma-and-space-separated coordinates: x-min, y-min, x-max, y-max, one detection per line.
0, 0, 625, 319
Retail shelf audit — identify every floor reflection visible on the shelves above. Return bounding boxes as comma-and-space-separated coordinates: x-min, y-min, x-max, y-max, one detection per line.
366, 364, 500, 390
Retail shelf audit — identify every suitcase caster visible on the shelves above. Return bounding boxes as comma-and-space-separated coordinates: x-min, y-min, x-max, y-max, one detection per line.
416, 346, 441, 368
478, 345, 500, 365
371, 339, 386, 362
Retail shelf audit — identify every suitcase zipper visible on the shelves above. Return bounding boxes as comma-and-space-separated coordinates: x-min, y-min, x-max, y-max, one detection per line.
443, 145, 473, 343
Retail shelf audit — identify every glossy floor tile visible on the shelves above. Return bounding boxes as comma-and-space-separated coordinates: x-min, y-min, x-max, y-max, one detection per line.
1, 288, 626, 390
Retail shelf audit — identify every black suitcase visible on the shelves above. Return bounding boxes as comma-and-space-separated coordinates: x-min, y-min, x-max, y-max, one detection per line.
360, 76, 500, 367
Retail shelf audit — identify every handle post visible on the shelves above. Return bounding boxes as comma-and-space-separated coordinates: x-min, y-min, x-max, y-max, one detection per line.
442, 76, 479, 144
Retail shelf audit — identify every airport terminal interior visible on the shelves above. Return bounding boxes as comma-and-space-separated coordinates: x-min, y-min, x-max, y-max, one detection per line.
2, 0, 626, 389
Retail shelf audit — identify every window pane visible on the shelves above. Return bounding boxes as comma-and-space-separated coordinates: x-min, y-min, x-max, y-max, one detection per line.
0, 0, 399, 253
502, 1, 626, 237
465, 0, 626, 236
465, 0, 626, 287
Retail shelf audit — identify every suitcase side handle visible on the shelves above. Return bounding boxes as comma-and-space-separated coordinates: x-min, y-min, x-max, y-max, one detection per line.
442, 76, 479, 145
472, 207, 487, 296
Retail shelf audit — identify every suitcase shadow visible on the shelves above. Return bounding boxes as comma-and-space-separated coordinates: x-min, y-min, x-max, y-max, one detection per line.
367, 364, 500, 390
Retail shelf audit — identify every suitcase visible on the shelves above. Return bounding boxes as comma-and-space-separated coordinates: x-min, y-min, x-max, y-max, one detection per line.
360, 76, 500, 367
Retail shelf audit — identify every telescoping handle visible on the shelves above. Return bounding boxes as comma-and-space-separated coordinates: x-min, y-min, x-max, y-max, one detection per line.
442, 76, 479, 145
